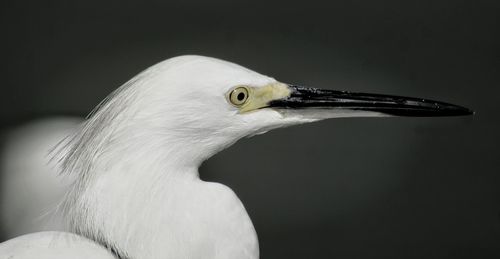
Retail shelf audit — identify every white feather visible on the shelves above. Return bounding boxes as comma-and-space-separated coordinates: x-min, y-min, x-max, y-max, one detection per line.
0, 231, 115, 259
2, 55, 386, 258
56, 56, 284, 259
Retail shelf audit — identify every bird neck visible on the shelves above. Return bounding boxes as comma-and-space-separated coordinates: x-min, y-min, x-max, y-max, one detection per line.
63, 132, 258, 259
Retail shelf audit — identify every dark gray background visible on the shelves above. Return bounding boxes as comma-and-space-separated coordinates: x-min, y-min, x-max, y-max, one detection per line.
1, 0, 499, 258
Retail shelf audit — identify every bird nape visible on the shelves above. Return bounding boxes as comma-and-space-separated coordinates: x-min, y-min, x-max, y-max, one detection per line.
0, 55, 472, 259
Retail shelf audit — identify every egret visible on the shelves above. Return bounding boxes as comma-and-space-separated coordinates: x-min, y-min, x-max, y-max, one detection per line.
0, 55, 471, 259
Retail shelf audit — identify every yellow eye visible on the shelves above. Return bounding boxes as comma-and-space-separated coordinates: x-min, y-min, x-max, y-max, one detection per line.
228, 86, 249, 106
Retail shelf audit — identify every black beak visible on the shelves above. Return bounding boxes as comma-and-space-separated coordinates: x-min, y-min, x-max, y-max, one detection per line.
268, 85, 473, 117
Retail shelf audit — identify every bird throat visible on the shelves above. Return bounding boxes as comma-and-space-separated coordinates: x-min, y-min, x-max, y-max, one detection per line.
63, 142, 259, 259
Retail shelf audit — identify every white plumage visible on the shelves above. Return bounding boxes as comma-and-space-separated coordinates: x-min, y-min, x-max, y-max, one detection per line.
0, 232, 115, 259
0, 55, 471, 259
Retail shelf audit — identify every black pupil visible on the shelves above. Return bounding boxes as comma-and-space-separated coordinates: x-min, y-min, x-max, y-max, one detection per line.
237, 92, 245, 101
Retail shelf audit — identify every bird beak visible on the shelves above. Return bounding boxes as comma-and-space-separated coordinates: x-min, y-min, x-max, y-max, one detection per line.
267, 84, 473, 117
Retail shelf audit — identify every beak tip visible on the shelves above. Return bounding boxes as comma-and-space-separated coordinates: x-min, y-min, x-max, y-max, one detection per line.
448, 105, 474, 117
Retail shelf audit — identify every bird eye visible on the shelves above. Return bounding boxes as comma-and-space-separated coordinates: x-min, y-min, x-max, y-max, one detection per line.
229, 87, 249, 106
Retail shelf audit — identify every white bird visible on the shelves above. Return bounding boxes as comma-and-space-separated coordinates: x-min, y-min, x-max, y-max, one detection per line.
0, 55, 471, 259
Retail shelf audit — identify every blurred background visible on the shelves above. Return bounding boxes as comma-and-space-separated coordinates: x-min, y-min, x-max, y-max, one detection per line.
0, 0, 498, 258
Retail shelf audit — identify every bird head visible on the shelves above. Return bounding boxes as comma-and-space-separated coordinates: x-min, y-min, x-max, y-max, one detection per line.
51, 55, 473, 259
61, 55, 472, 173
